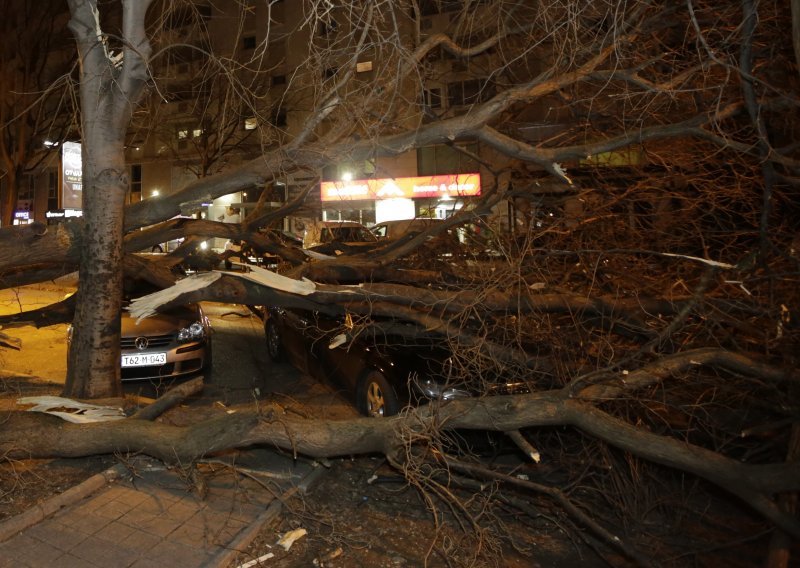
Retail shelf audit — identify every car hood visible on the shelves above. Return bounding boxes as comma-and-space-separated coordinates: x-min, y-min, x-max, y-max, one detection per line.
121, 305, 199, 337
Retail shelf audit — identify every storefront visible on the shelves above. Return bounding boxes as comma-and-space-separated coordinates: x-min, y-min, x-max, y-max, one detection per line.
45, 208, 83, 225
319, 173, 481, 226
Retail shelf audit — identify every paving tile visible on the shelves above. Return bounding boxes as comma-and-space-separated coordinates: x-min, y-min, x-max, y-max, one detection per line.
118, 506, 157, 527
69, 536, 140, 567
92, 498, 134, 520
142, 539, 215, 568
0, 450, 315, 568
111, 486, 150, 506
121, 527, 163, 550
53, 511, 109, 536
13, 539, 67, 565
208, 520, 248, 547
0, 532, 38, 558
93, 519, 138, 543
164, 500, 199, 522
168, 522, 211, 547
55, 552, 105, 568
228, 502, 269, 524
129, 558, 166, 568
134, 514, 183, 537
130, 496, 171, 515
185, 509, 236, 533
25, 522, 88, 552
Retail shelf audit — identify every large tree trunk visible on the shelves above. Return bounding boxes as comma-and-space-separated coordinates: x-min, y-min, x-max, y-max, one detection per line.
4, 390, 800, 537
0, 167, 19, 229
62, 0, 153, 398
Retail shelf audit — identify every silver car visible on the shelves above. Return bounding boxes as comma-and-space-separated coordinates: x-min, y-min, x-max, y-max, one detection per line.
68, 303, 212, 384
120, 304, 211, 382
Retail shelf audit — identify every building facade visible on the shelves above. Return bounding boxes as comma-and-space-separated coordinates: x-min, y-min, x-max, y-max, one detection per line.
14, 1, 558, 238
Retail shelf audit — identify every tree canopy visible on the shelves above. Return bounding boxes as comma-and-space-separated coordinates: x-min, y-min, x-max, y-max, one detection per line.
1, 1, 799, 565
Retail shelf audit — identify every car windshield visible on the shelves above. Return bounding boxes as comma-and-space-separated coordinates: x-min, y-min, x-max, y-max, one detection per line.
321, 226, 377, 243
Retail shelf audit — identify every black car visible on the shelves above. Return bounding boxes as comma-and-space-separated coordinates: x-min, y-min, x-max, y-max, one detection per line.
263, 307, 473, 417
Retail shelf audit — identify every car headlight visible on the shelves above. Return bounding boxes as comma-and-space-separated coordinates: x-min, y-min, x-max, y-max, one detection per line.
178, 322, 205, 342
411, 375, 470, 401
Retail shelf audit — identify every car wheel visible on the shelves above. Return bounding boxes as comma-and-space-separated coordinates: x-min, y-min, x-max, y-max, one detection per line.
265, 319, 283, 362
357, 370, 399, 418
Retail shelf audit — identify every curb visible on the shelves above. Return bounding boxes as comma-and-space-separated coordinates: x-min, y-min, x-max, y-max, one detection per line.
0, 463, 126, 543
209, 464, 327, 568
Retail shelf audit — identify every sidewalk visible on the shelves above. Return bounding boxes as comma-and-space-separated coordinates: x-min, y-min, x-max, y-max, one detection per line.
0, 451, 322, 568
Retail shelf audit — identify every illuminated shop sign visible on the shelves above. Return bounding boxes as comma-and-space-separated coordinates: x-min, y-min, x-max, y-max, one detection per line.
46, 208, 83, 219
320, 173, 481, 202
62, 141, 82, 210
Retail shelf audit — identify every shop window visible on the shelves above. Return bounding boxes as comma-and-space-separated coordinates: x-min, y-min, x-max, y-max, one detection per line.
417, 143, 479, 176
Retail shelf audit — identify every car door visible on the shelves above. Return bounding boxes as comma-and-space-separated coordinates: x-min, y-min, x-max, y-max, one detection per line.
278, 308, 319, 375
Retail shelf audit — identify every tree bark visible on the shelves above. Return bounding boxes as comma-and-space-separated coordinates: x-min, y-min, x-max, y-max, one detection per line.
4, 389, 800, 536
63, 0, 153, 398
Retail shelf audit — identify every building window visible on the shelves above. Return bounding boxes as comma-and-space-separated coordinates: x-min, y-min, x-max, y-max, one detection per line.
324, 67, 338, 79
130, 164, 142, 203
423, 88, 442, 109
319, 20, 338, 36
19, 175, 34, 200
177, 126, 203, 140
164, 3, 213, 30
244, 117, 258, 130
272, 109, 287, 127
447, 78, 495, 107
196, 4, 212, 20
416, 0, 490, 16
48, 170, 58, 210
417, 143, 479, 176
356, 61, 373, 73
242, 35, 256, 50
272, 74, 286, 86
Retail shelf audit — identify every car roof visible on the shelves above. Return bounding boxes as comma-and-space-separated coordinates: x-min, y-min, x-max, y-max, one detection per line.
319, 220, 367, 227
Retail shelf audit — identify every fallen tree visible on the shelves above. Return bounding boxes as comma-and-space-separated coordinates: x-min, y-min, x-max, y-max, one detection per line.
3, 348, 799, 559
1, 1, 798, 565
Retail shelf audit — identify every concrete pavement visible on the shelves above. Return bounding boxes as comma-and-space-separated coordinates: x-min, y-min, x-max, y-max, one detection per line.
0, 452, 322, 568
0, 283, 329, 567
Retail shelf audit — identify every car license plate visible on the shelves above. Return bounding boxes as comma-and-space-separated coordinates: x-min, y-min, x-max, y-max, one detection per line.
121, 353, 167, 367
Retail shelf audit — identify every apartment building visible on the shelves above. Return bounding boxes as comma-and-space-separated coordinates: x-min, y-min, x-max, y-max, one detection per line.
17, 0, 545, 233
